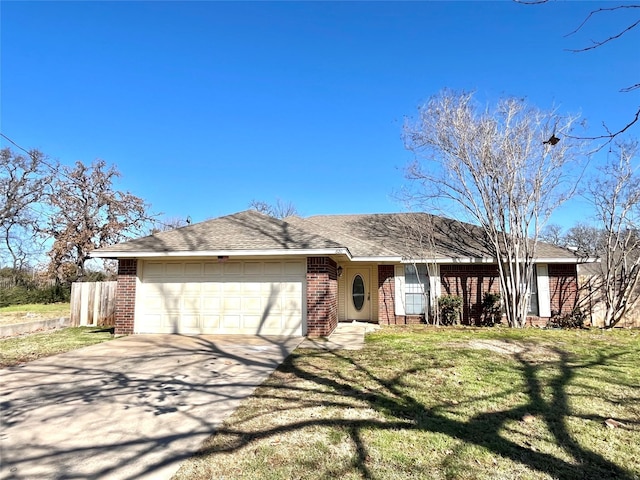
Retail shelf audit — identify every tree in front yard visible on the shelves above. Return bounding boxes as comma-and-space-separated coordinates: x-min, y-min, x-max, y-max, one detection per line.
403, 90, 588, 327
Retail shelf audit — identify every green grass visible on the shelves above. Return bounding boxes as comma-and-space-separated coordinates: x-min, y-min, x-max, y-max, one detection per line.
0, 302, 71, 326
0, 326, 114, 367
173, 326, 640, 480
0, 302, 71, 314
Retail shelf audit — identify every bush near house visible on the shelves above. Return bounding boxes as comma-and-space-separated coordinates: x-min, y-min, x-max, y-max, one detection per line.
438, 294, 463, 325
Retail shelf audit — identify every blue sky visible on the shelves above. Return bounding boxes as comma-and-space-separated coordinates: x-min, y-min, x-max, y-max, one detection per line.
2, 1, 639, 228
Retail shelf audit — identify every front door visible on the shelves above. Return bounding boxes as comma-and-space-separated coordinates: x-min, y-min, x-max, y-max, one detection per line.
346, 267, 371, 321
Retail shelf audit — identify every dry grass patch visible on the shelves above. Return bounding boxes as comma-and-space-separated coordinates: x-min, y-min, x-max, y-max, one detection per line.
0, 303, 70, 326
0, 326, 113, 367
173, 327, 640, 480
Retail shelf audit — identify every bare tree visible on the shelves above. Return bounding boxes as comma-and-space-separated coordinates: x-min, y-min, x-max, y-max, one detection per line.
149, 216, 190, 234
403, 90, 587, 327
0, 148, 55, 274
564, 223, 604, 258
539, 224, 565, 247
588, 140, 640, 328
249, 198, 298, 219
518, 2, 640, 141
41, 160, 150, 282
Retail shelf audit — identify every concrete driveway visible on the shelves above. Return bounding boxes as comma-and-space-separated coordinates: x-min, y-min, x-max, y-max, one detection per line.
0, 334, 303, 480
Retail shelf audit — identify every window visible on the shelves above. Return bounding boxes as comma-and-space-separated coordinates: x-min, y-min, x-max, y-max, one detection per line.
405, 264, 429, 315
352, 274, 365, 311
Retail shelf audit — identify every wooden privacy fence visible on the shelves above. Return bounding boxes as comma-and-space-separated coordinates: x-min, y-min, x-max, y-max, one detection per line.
70, 281, 117, 327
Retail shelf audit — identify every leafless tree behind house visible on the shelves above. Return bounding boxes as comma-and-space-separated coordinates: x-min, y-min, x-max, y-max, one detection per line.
0, 148, 55, 274
41, 160, 150, 282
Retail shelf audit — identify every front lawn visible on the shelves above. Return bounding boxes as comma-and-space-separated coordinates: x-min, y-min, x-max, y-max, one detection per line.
0, 302, 71, 326
174, 326, 640, 480
0, 326, 114, 367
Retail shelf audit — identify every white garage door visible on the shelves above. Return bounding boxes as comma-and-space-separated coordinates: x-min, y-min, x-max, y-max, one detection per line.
136, 260, 305, 336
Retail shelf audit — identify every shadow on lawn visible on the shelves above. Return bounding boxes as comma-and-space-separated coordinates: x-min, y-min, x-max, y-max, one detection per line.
196, 342, 637, 480
0, 334, 636, 480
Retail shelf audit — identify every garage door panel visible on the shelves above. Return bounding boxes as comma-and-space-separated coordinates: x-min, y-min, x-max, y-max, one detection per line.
143, 295, 163, 310
138, 313, 162, 333
144, 262, 165, 277
284, 262, 305, 275
242, 315, 262, 329
223, 283, 241, 294
180, 314, 200, 329
222, 315, 241, 329
262, 313, 287, 329
223, 297, 241, 311
183, 282, 201, 293
202, 297, 221, 310
166, 297, 182, 310
243, 297, 262, 311
138, 260, 304, 335
163, 315, 180, 330
202, 283, 221, 294
242, 283, 262, 294
224, 263, 242, 275
244, 262, 263, 275
184, 263, 203, 276
165, 264, 184, 276
204, 263, 223, 275
162, 283, 184, 294
264, 263, 282, 275
202, 314, 220, 329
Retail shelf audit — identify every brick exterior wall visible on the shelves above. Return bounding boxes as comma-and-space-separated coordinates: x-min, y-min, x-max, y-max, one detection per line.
115, 259, 137, 335
378, 265, 395, 324
378, 265, 425, 325
306, 257, 338, 337
549, 264, 578, 315
440, 264, 501, 325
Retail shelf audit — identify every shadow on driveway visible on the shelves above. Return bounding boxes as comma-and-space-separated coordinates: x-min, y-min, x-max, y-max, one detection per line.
0, 334, 303, 480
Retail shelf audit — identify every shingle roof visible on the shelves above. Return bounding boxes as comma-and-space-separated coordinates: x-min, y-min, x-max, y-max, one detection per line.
92, 210, 343, 255
302, 213, 488, 259
303, 213, 577, 260
92, 209, 579, 261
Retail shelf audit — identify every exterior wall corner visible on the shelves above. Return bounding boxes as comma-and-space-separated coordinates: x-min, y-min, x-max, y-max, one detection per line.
306, 257, 338, 337
115, 258, 137, 335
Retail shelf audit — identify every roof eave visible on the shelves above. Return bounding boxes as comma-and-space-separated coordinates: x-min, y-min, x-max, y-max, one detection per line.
349, 256, 403, 263
401, 257, 594, 264
402, 257, 496, 264
90, 248, 353, 260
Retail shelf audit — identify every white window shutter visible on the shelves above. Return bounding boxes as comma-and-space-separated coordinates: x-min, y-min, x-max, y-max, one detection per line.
394, 265, 405, 316
427, 264, 440, 305
536, 264, 551, 317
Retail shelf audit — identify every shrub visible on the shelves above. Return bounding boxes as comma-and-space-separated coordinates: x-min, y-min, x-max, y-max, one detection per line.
481, 292, 502, 326
0, 284, 71, 308
438, 294, 463, 325
547, 308, 586, 329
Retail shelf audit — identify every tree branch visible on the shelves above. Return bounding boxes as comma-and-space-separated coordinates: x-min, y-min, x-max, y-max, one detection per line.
567, 17, 640, 52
